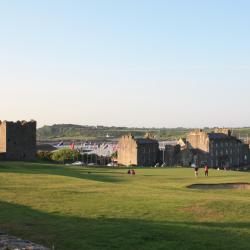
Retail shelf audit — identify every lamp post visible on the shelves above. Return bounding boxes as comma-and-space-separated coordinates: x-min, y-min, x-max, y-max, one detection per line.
162, 149, 165, 164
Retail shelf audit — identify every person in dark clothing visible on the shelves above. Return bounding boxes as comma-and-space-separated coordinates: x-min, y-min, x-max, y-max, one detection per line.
194, 166, 199, 177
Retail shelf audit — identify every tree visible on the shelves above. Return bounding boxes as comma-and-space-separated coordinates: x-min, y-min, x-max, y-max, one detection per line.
51, 148, 81, 163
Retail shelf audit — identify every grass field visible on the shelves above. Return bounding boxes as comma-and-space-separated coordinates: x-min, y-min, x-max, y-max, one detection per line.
1, 162, 250, 249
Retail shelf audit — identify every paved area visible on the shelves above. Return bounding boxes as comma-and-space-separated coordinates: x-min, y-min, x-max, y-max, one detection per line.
0, 231, 50, 250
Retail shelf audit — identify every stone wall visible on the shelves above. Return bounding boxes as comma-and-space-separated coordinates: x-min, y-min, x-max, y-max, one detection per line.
161, 145, 180, 166
214, 128, 231, 136
117, 134, 159, 166
117, 134, 138, 166
0, 120, 36, 161
186, 128, 250, 168
0, 231, 50, 250
186, 129, 209, 152
0, 122, 6, 153
137, 142, 159, 166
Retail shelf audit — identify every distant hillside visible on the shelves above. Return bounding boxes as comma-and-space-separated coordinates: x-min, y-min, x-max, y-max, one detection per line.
37, 124, 192, 141
37, 124, 250, 142
231, 127, 250, 138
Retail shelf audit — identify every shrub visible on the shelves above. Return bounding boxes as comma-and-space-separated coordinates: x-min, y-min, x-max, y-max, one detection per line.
37, 151, 52, 161
50, 149, 81, 163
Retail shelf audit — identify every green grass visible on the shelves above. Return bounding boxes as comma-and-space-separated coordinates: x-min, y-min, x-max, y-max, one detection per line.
1, 162, 250, 249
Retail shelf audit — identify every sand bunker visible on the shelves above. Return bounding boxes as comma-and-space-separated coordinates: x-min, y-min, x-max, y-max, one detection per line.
188, 183, 250, 190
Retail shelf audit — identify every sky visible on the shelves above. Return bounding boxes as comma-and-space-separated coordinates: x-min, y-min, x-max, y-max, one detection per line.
0, 0, 250, 128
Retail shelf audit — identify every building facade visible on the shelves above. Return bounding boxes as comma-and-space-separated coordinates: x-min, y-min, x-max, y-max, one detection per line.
117, 133, 159, 166
160, 144, 180, 166
0, 120, 36, 160
186, 128, 250, 168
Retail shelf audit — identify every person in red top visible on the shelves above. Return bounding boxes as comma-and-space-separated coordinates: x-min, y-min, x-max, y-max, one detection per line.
204, 165, 209, 176
132, 169, 136, 175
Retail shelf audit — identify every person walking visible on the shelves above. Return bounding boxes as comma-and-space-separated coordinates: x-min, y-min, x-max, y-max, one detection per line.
194, 166, 199, 177
204, 165, 209, 176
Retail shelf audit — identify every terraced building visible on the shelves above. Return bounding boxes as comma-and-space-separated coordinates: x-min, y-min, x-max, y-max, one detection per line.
117, 133, 159, 166
187, 128, 250, 168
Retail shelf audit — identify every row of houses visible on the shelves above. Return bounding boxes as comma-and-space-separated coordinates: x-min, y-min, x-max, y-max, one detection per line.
117, 128, 250, 168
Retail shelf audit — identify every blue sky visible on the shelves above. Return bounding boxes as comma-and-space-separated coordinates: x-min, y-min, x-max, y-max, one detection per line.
0, 0, 250, 127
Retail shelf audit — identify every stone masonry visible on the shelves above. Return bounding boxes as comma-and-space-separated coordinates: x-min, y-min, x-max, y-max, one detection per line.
186, 128, 250, 168
0, 120, 36, 160
0, 231, 50, 250
117, 133, 159, 166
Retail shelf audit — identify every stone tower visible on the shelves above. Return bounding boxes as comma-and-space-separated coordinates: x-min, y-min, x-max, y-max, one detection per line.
0, 120, 36, 160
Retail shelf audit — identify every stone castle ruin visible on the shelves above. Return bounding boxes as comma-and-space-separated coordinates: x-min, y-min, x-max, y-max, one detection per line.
0, 120, 36, 160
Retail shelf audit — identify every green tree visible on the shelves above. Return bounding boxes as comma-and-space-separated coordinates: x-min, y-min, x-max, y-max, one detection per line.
51, 149, 81, 163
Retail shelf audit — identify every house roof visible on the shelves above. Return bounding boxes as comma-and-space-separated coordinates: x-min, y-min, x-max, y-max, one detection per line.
208, 133, 231, 139
136, 138, 158, 144
179, 138, 186, 143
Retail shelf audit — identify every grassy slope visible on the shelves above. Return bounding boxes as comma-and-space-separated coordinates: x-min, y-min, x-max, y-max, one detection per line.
0, 162, 250, 249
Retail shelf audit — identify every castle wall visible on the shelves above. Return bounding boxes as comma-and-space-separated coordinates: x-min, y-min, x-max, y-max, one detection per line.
117, 134, 159, 166
0, 122, 7, 153
187, 130, 209, 152
0, 120, 36, 161
117, 134, 138, 166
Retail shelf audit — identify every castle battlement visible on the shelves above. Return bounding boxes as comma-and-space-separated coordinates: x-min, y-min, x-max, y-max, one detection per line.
0, 120, 36, 126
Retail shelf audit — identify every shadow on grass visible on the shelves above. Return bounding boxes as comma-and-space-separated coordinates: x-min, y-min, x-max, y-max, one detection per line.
0, 200, 250, 250
0, 162, 124, 183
